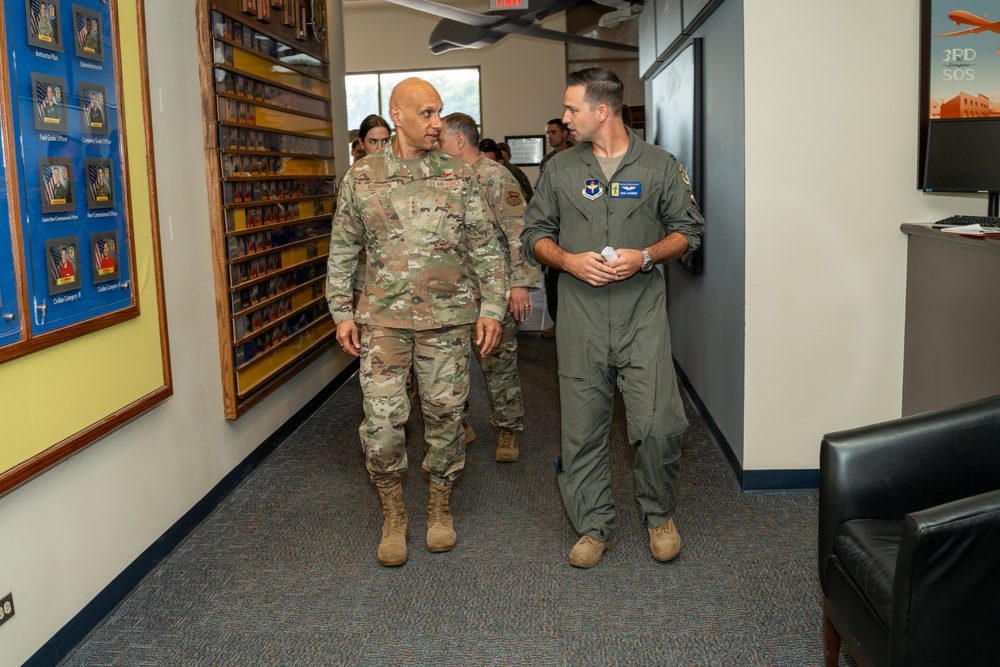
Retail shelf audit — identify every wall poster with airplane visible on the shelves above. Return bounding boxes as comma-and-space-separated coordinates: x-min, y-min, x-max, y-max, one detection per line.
918, 0, 1000, 184
922, 0, 1000, 119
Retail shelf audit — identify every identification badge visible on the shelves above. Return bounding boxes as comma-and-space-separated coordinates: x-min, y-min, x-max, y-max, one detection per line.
610, 181, 641, 198
582, 179, 603, 200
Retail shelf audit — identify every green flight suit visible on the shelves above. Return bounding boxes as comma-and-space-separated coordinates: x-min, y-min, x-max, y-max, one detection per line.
521, 127, 705, 541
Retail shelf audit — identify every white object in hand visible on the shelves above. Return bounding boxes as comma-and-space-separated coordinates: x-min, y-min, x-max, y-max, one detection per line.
601, 246, 618, 261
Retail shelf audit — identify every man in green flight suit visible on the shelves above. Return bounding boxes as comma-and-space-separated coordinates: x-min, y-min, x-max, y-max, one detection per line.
521, 67, 705, 568
326, 78, 507, 567
439, 113, 540, 463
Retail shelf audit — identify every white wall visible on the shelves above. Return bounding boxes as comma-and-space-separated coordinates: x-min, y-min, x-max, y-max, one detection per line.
0, 2, 353, 664
343, 0, 570, 185
740, 0, 984, 470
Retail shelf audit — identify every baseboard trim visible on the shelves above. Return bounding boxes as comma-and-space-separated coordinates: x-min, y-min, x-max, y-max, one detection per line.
673, 359, 818, 492
742, 468, 820, 491
24, 360, 358, 667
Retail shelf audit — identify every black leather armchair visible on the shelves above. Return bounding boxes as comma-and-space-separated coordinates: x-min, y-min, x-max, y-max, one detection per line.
819, 395, 1000, 667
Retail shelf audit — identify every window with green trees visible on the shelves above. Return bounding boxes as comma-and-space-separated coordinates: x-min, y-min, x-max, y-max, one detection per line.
345, 68, 481, 133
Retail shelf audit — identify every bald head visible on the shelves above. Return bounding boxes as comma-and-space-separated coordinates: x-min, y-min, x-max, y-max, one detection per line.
389, 78, 444, 159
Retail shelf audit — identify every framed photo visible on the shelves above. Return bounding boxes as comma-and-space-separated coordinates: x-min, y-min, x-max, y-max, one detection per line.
72, 4, 104, 62
271, 0, 284, 7
45, 236, 81, 295
282, 0, 295, 27
85, 158, 115, 209
649, 37, 703, 275
241, 0, 257, 15
917, 0, 1000, 185
91, 232, 120, 284
31, 73, 69, 133
257, 0, 270, 22
79, 82, 110, 135
39, 157, 76, 214
26, 0, 63, 52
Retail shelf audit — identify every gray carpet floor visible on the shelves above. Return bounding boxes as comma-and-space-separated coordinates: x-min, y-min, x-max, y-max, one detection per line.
61, 334, 853, 666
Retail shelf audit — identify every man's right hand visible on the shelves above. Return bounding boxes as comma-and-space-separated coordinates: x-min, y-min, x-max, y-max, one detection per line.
564, 251, 619, 287
336, 320, 361, 357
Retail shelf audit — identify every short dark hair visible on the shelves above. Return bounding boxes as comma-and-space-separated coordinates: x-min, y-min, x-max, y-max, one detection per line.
566, 68, 624, 116
441, 113, 480, 146
497, 141, 511, 156
547, 119, 569, 131
479, 138, 500, 157
358, 114, 391, 142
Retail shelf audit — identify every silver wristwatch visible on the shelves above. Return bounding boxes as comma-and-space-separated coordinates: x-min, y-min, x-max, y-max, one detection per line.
640, 249, 653, 273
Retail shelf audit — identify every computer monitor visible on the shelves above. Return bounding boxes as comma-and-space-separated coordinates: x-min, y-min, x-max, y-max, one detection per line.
923, 118, 1000, 216
504, 135, 546, 166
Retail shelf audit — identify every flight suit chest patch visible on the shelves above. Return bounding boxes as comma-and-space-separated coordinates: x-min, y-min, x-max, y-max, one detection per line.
610, 181, 641, 198
582, 179, 603, 200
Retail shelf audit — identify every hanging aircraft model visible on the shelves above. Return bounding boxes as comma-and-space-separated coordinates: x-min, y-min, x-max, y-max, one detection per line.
383, 0, 640, 54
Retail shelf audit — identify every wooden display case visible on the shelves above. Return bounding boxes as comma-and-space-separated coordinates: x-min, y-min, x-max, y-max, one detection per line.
198, 0, 336, 419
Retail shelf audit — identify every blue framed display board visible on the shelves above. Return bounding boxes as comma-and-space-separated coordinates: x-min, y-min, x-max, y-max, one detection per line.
0, 137, 21, 347
1, 0, 135, 352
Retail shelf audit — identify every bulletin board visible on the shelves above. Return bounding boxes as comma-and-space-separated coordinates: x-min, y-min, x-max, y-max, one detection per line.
0, 0, 172, 496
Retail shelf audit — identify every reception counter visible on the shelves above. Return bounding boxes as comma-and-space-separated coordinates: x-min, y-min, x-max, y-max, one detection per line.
901, 223, 1000, 416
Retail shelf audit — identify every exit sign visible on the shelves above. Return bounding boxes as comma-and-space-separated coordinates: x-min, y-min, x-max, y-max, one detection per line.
490, 0, 528, 8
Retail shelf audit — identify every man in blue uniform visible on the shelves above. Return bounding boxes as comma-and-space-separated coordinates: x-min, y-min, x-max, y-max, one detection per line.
521, 68, 705, 568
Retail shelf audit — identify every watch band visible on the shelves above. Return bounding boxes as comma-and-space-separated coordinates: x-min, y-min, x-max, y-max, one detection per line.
640, 249, 653, 273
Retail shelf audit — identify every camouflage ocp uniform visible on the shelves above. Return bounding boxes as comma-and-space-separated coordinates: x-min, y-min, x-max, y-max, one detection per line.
463, 155, 540, 433
326, 140, 507, 486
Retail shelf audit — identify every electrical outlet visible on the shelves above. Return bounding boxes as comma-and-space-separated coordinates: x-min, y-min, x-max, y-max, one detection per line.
0, 593, 14, 628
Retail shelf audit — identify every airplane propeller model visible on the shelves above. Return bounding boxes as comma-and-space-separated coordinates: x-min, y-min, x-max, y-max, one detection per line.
384, 0, 639, 55
936, 10, 1000, 37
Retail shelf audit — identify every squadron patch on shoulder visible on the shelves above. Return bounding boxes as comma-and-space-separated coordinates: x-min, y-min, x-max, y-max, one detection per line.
678, 164, 692, 190
506, 190, 522, 207
582, 179, 603, 200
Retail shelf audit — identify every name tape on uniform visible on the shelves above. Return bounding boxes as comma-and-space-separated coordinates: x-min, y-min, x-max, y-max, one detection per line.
610, 182, 641, 198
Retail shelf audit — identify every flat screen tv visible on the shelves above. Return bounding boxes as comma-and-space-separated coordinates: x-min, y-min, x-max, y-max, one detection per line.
504, 135, 545, 166
923, 118, 1000, 215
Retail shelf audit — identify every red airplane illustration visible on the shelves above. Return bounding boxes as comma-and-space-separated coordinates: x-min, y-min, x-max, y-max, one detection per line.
936, 10, 1000, 37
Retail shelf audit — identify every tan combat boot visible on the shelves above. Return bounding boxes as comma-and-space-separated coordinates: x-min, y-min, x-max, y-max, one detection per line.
495, 429, 519, 462
649, 518, 681, 562
569, 535, 617, 568
426, 482, 456, 552
463, 421, 476, 445
376, 482, 409, 566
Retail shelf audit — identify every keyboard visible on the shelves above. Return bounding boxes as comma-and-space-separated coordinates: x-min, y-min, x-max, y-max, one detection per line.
932, 215, 1000, 228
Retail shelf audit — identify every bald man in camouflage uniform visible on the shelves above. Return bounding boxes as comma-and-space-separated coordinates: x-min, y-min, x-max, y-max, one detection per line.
439, 113, 540, 463
326, 78, 506, 567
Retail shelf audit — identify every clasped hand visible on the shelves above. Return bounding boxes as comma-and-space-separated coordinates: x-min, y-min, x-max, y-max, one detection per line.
565, 248, 643, 287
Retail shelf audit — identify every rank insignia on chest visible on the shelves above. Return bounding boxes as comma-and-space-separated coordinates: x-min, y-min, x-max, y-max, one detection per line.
610, 181, 641, 198
582, 179, 603, 200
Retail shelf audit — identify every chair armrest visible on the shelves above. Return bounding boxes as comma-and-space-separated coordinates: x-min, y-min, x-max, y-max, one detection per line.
819, 394, 1000, 592
889, 488, 1000, 666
